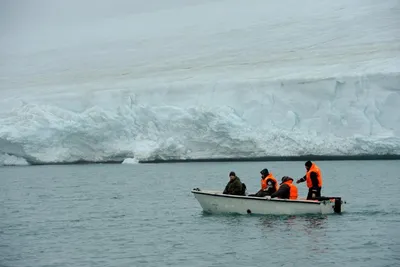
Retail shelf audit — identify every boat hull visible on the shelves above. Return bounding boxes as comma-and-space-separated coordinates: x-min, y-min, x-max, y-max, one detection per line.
191, 189, 343, 215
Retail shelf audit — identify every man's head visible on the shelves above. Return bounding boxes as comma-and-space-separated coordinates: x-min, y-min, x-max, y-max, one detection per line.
229, 171, 236, 181
305, 161, 312, 171
281, 176, 294, 184
260, 168, 269, 178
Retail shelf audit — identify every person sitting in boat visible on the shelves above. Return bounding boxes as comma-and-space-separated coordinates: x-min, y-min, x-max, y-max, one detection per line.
271, 176, 298, 199
248, 168, 278, 197
296, 160, 323, 200
223, 171, 246, 196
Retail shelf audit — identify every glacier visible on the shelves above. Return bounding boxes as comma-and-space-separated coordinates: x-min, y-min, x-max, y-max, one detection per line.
0, 0, 400, 165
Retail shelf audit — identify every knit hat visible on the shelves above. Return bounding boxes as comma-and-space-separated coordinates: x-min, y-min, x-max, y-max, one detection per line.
260, 168, 269, 176
281, 176, 294, 183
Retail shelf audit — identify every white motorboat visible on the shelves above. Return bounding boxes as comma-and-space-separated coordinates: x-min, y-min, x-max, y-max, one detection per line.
191, 188, 345, 215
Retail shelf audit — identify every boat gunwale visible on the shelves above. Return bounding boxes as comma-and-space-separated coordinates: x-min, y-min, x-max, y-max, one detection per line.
191, 190, 324, 205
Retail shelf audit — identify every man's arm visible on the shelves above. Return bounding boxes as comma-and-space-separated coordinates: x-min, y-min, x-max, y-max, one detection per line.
309, 172, 319, 188
271, 184, 289, 198
223, 182, 230, 194
296, 175, 306, 184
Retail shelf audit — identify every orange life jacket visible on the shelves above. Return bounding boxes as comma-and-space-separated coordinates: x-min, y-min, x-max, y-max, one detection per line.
261, 173, 278, 192
306, 163, 323, 188
284, 180, 298, 199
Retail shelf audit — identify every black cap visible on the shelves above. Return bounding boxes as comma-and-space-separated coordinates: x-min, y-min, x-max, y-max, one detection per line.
229, 171, 236, 176
305, 161, 312, 168
281, 176, 294, 183
260, 168, 269, 176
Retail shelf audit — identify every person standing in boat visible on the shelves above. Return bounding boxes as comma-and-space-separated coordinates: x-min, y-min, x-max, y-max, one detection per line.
270, 176, 298, 199
296, 160, 323, 200
248, 168, 278, 197
223, 171, 246, 195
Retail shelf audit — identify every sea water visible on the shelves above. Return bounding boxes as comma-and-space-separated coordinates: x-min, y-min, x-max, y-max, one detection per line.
1, 160, 399, 267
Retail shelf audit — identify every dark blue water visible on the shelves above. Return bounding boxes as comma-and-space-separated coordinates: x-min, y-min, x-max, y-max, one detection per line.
1, 160, 400, 267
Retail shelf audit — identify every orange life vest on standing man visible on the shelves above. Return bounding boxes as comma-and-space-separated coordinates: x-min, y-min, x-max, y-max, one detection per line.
305, 163, 323, 188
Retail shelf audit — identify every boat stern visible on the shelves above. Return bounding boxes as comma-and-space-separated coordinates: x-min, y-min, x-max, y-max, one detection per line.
318, 197, 345, 214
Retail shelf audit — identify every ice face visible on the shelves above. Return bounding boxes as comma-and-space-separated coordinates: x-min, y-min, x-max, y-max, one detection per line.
1, 0, 399, 165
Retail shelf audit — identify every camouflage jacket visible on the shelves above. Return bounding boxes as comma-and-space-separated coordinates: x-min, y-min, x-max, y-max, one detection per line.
223, 176, 244, 195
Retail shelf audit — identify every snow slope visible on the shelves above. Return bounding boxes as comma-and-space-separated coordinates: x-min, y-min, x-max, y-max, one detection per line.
0, 0, 399, 165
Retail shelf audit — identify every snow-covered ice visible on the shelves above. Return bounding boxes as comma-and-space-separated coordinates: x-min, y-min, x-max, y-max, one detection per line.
0, 0, 399, 164
122, 158, 140, 165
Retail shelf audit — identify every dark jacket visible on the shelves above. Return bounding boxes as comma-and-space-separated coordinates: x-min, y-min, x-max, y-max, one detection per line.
298, 172, 320, 188
223, 176, 245, 195
271, 183, 290, 199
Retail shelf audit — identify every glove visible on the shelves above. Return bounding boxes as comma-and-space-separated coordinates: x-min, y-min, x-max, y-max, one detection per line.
296, 179, 301, 184
265, 196, 271, 200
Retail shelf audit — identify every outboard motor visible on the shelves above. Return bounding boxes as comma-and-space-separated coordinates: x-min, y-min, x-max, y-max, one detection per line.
316, 196, 343, 214
333, 197, 342, 214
